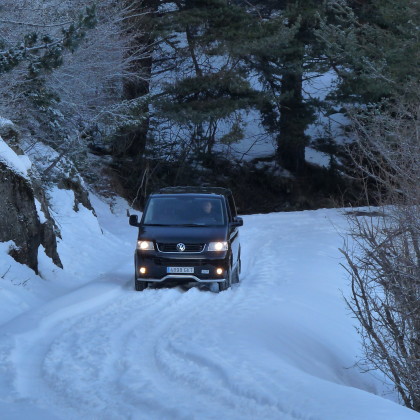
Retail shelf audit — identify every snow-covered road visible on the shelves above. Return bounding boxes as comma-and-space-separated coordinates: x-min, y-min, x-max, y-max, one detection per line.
0, 196, 419, 419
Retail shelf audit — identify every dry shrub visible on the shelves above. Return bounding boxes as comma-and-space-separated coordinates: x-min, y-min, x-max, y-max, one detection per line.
341, 89, 420, 411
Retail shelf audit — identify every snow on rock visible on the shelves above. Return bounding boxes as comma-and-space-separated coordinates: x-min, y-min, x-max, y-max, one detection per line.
0, 143, 43, 271
0, 207, 419, 420
0, 116, 14, 129
0, 132, 63, 272
34, 199, 47, 224
0, 135, 32, 179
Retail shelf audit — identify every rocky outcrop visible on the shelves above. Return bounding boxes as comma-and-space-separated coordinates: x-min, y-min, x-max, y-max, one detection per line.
58, 176, 94, 213
0, 162, 41, 272
0, 124, 62, 273
32, 182, 63, 269
0, 161, 63, 273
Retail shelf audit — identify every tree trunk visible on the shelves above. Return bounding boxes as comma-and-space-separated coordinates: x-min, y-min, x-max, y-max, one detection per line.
112, 0, 158, 203
277, 46, 307, 174
114, 0, 158, 159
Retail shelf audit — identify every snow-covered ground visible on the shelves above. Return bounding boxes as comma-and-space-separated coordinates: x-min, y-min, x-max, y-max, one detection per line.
0, 194, 419, 420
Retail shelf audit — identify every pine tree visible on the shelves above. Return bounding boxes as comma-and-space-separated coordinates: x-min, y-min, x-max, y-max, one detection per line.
151, 0, 262, 158
108, 0, 158, 199
117, 0, 337, 179
1, 1, 150, 197
0, 7, 96, 76
319, 0, 419, 104
242, 0, 330, 174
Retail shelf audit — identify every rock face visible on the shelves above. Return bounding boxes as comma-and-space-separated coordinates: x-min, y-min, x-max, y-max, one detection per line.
0, 162, 40, 272
32, 182, 63, 269
0, 161, 62, 273
58, 177, 94, 213
0, 123, 62, 273
0, 118, 99, 274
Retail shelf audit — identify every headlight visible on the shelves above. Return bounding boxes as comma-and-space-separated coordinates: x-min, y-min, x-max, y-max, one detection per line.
137, 240, 155, 251
208, 241, 228, 251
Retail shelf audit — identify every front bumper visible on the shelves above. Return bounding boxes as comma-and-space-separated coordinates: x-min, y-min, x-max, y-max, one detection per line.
138, 274, 223, 283
135, 251, 229, 283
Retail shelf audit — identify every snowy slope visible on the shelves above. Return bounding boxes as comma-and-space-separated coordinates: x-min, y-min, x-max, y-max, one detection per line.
0, 198, 419, 420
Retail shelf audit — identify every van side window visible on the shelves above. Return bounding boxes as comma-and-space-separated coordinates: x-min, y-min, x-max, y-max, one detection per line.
228, 195, 237, 218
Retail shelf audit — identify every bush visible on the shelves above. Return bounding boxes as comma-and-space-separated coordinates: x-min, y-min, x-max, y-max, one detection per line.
341, 92, 420, 411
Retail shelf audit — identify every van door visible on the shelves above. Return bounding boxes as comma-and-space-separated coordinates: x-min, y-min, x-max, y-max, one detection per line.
226, 197, 240, 272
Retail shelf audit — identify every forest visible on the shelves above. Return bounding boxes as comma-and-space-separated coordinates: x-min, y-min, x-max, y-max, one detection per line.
0, 0, 419, 412
0, 0, 417, 211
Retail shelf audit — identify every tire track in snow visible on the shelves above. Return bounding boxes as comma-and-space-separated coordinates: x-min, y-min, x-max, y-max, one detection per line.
145, 235, 316, 420
116, 232, 312, 419
40, 285, 239, 419
40, 286, 230, 418
155, 340, 299, 419
0, 267, 136, 419
38, 215, 292, 418
1, 212, 329, 420
42, 290, 185, 419
119, 288, 246, 418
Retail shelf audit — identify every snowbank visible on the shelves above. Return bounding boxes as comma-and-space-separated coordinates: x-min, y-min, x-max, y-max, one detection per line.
0, 135, 32, 179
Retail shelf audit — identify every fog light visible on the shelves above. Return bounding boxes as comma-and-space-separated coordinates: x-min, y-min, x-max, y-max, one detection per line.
139, 267, 146, 274
216, 268, 223, 275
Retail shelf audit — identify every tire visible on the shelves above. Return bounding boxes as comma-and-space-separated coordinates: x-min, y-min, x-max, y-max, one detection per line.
218, 267, 231, 292
232, 263, 240, 284
135, 278, 148, 291
134, 255, 147, 291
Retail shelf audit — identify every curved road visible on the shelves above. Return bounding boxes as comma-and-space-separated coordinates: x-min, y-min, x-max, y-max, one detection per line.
0, 210, 418, 420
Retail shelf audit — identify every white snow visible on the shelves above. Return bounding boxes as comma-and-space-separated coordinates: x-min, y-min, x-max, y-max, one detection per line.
305, 146, 331, 167
0, 116, 14, 128
0, 135, 32, 178
34, 199, 47, 224
0, 193, 419, 420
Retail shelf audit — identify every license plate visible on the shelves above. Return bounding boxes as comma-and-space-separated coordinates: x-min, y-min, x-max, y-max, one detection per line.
167, 267, 194, 274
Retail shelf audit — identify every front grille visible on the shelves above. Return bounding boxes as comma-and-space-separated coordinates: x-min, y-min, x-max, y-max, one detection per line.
154, 258, 205, 266
157, 243, 205, 253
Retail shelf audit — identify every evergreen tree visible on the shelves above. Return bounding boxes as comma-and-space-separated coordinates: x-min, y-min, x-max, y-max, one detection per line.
319, 0, 419, 104
115, 0, 340, 182
151, 0, 261, 160
0, 1, 148, 195
109, 0, 158, 198
239, 0, 330, 174
0, 7, 96, 76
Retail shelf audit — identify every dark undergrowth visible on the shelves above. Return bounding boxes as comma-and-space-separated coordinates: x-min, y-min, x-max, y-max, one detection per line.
107, 152, 365, 214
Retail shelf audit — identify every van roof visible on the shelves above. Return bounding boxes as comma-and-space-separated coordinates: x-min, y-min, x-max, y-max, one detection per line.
156, 186, 233, 197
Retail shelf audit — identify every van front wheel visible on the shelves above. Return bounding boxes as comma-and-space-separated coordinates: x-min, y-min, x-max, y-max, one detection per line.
134, 277, 148, 291
218, 268, 231, 292
232, 264, 240, 284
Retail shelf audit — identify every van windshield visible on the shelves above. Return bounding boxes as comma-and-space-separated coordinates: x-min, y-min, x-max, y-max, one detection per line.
143, 196, 226, 226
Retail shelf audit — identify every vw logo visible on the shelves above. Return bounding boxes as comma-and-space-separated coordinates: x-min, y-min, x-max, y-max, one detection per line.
176, 243, 186, 252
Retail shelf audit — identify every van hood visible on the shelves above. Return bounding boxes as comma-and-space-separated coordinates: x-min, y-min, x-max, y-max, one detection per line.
138, 225, 228, 243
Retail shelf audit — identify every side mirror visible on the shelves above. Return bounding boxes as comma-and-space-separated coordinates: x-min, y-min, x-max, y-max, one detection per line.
231, 216, 243, 227
129, 214, 140, 226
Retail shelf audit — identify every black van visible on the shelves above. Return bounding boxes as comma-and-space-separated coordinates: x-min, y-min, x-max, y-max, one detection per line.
129, 187, 243, 292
